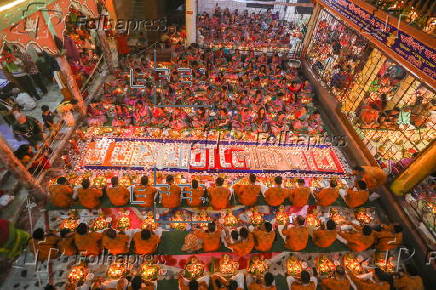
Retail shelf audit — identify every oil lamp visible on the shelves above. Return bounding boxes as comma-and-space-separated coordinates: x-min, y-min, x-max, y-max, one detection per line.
116, 210, 131, 230
306, 213, 321, 228
248, 256, 268, 278
90, 214, 110, 231
68, 264, 88, 285
142, 211, 158, 230
275, 205, 288, 225
140, 261, 160, 281
107, 262, 127, 279
354, 208, 372, 225
316, 255, 336, 277
329, 208, 348, 225
170, 211, 189, 230
343, 253, 364, 274
219, 254, 239, 277
286, 256, 303, 277
184, 256, 205, 280
249, 208, 264, 226
223, 210, 239, 227
60, 210, 79, 231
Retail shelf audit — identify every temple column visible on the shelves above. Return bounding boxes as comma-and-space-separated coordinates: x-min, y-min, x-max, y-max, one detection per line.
185, 0, 197, 45
0, 136, 46, 201
391, 142, 436, 195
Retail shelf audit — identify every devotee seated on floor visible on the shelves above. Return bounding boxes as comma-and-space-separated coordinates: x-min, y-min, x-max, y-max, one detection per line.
76, 178, 103, 209
311, 219, 337, 248
208, 177, 232, 210
288, 179, 311, 208
393, 263, 424, 290
193, 221, 222, 252
248, 272, 276, 290
233, 174, 264, 207
264, 176, 287, 207
314, 179, 339, 207
352, 166, 388, 190
57, 228, 77, 256
130, 175, 158, 208
161, 175, 182, 208
287, 270, 318, 290
48, 177, 74, 208
319, 266, 350, 290
281, 215, 309, 251
211, 276, 242, 290
132, 229, 160, 255
341, 180, 369, 208
373, 224, 403, 251
226, 227, 255, 256
187, 179, 206, 208
348, 268, 391, 290
337, 225, 375, 252
252, 222, 276, 252
178, 279, 208, 290
28, 228, 59, 261
106, 176, 130, 206
73, 223, 102, 256
102, 228, 130, 255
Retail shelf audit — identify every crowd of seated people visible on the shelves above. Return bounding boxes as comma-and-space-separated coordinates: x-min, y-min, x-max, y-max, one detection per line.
197, 7, 304, 51
86, 44, 323, 136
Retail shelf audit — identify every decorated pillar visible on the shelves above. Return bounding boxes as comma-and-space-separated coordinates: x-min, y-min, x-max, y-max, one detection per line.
391, 142, 436, 195
0, 136, 46, 201
185, 0, 197, 45
301, 1, 322, 56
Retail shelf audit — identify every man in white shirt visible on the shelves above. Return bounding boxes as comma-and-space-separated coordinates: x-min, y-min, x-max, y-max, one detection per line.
12, 88, 36, 111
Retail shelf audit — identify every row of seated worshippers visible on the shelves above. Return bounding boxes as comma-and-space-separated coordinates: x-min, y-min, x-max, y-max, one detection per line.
28, 212, 403, 262
48, 166, 386, 210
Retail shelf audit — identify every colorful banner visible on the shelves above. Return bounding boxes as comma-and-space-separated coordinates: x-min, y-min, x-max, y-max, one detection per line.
320, 0, 436, 84
79, 137, 347, 176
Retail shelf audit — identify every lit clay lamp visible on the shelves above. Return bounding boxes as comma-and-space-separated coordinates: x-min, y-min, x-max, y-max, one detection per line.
107, 262, 127, 279
222, 210, 239, 228
305, 212, 321, 229
184, 256, 205, 280
68, 264, 88, 286
142, 211, 158, 230
116, 210, 131, 231
140, 260, 160, 281
219, 254, 239, 278
170, 211, 189, 230
249, 208, 264, 226
60, 210, 79, 231
316, 255, 336, 277
90, 214, 110, 231
343, 253, 364, 275
275, 205, 288, 225
354, 208, 373, 225
374, 253, 395, 273
286, 256, 303, 278
248, 256, 269, 278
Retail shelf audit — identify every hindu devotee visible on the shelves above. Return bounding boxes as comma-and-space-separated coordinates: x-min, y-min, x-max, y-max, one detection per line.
0, 1, 433, 289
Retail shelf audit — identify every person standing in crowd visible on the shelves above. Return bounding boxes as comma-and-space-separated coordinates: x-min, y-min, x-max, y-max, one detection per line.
1, 47, 40, 99
14, 46, 48, 95
12, 114, 43, 149
41, 105, 56, 131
